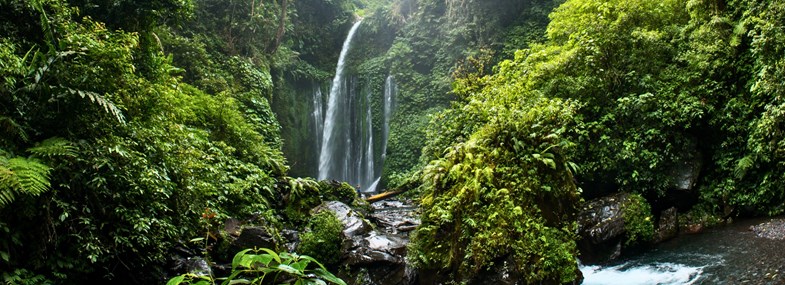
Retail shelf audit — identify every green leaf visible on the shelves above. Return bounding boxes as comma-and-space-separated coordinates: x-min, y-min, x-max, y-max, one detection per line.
276, 264, 303, 276
258, 248, 281, 264
166, 275, 186, 285
232, 249, 253, 269
312, 268, 346, 285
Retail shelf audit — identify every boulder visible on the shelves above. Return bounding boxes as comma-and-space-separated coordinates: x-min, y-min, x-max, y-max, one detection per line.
171, 256, 211, 277
340, 231, 414, 285
330, 198, 417, 285
576, 193, 630, 263
654, 207, 678, 243
313, 201, 373, 238
228, 226, 277, 254
578, 193, 629, 244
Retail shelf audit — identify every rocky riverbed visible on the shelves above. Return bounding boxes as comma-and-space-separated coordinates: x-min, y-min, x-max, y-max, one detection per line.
750, 219, 785, 240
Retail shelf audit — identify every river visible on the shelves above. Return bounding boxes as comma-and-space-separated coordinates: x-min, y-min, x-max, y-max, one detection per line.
580, 218, 785, 285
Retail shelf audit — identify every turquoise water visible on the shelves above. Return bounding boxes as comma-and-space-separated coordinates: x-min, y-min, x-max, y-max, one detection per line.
580, 218, 785, 285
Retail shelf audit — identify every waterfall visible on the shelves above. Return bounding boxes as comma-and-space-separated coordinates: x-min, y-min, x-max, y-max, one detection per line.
381, 75, 395, 162
362, 91, 375, 191
365, 76, 395, 192
317, 21, 397, 193
312, 85, 324, 150
319, 21, 363, 181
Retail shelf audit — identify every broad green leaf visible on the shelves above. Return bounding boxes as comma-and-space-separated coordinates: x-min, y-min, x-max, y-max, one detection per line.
166, 275, 185, 285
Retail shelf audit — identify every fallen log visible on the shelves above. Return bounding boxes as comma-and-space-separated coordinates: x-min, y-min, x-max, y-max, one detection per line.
366, 189, 405, 203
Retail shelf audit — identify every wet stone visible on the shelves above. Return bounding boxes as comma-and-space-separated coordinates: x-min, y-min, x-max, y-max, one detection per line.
750, 219, 785, 240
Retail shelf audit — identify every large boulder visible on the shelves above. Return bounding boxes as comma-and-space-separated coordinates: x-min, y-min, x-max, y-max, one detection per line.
228, 226, 278, 255
653, 207, 678, 243
313, 201, 372, 238
314, 199, 417, 285
577, 193, 630, 263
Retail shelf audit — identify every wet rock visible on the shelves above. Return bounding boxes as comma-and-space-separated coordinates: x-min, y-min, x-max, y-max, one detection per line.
281, 229, 300, 252
313, 201, 372, 238
345, 232, 407, 265
577, 193, 630, 263
578, 193, 629, 244
368, 200, 420, 236
229, 226, 277, 254
336, 198, 418, 285
172, 256, 211, 277
750, 219, 785, 240
654, 207, 678, 243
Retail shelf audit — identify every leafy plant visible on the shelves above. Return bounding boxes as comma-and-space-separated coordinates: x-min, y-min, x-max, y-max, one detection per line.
297, 211, 344, 265
167, 248, 346, 285
620, 193, 654, 245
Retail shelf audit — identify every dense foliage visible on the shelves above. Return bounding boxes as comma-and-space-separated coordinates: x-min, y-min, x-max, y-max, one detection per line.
0, 0, 358, 283
4, 0, 785, 283
410, 0, 785, 282
410, 49, 582, 282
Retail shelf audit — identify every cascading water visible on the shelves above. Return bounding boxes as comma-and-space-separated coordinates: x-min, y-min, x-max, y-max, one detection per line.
312, 85, 324, 150
318, 20, 363, 182
381, 75, 395, 161
318, 21, 397, 192
365, 76, 396, 192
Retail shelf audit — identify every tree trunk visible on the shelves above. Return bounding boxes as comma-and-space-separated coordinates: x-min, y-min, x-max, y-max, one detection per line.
268, 0, 288, 53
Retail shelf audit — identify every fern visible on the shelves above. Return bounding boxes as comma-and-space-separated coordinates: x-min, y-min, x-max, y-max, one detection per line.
27, 137, 77, 158
0, 156, 51, 207
0, 116, 28, 142
63, 87, 126, 123
734, 155, 755, 179
0, 137, 75, 207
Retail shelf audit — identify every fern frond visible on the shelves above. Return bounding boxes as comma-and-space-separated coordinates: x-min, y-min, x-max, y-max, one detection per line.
734, 155, 755, 179
0, 156, 51, 207
8, 157, 50, 196
27, 137, 78, 158
0, 166, 16, 206
63, 87, 126, 123
0, 116, 28, 142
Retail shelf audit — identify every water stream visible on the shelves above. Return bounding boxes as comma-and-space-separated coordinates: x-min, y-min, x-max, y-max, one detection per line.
581, 219, 785, 284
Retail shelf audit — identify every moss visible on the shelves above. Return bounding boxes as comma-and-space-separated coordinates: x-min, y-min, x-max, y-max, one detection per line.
298, 211, 344, 265
320, 181, 358, 205
621, 193, 655, 245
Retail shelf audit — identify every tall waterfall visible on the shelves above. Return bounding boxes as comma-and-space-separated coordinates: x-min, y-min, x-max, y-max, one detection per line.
318, 21, 363, 182
317, 21, 397, 192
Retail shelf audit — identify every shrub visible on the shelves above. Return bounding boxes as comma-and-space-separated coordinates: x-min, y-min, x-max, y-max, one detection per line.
297, 211, 344, 265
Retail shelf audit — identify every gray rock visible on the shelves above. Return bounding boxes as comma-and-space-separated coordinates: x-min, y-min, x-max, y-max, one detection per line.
578, 193, 629, 245
750, 219, 785, 240
335, 198, 418, 285
577, 193, 631, 263
654, 207, 678, 243
172, 256, 211, 277
229, 226, 277, 254
313, 201, 372, 238
670, 150, 701, 192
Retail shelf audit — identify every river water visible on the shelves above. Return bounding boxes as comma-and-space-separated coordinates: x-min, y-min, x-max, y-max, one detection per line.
580, 218, 785, 284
